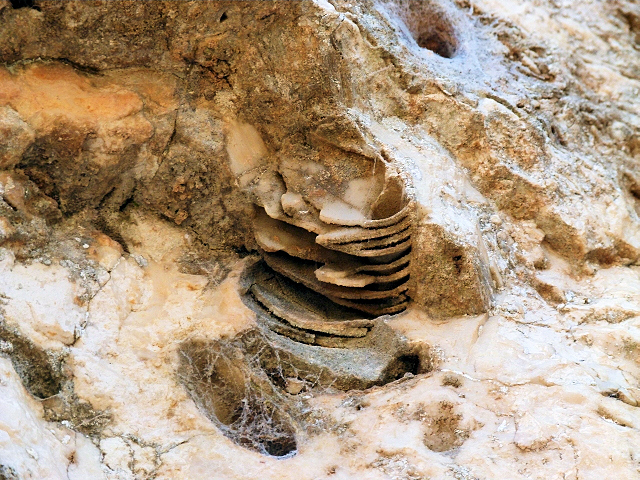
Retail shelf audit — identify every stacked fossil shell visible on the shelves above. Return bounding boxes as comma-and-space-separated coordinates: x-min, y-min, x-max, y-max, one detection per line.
238, 150, 414, 345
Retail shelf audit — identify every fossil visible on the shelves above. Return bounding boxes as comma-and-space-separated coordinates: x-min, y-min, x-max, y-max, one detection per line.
231, 131, 421, 389
244, 151, 414, 325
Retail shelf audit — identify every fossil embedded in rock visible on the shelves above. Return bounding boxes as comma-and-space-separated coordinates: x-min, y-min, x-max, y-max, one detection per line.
239, 261, 423, 391
247, 162, 415, 321
232, 144, 419, 389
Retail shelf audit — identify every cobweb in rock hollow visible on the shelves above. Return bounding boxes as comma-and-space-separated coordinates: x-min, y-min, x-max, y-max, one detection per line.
177, 332, 338, 458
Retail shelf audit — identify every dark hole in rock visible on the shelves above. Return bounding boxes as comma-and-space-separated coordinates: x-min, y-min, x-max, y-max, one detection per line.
10, 0, 39, 9
219, 11, 228, 22
0, 324, 110, 436
263, 367, 288, 391
390, 0, 459, 58
452, 254, 464, 275
42, 391, 112, 437
621, 173, 640, 219
584, 247, 620, 267
95, 214, 130, 254
388, 354, 420, 379
0, 323, 63, 399
625, 174, 640, 201
416, 30, 457, 58
118, 194, 135, 213
178, 338, 297, 458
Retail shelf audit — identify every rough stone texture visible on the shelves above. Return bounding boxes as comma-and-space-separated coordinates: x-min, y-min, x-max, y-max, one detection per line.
0, 0, 639, 478
0, 106, 34, 170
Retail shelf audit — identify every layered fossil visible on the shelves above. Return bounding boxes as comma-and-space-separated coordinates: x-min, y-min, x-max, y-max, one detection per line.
229, 124, 422, 387
252, 174, 413, 317
240, 261, 423, 391
234, 128, 414, 328
2, 0, 640, 477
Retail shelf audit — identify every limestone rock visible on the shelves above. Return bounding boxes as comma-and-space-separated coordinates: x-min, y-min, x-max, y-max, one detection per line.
0, 1, 639, 479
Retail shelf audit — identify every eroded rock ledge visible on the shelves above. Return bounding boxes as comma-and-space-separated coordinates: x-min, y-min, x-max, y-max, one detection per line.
0, 0, 639, 478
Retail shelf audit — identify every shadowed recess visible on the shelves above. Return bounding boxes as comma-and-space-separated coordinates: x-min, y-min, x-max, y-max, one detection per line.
9, 0, 39, 10
178, 338, 297, 458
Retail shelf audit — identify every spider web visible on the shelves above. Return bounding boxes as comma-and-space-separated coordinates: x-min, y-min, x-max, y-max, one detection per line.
177, 329, 339, 458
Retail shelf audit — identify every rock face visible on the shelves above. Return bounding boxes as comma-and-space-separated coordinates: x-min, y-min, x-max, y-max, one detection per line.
0, 0, 639, 478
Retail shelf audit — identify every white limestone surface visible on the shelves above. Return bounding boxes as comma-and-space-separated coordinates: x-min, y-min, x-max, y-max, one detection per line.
0, 214, 638, 479
0, 357, 104, 480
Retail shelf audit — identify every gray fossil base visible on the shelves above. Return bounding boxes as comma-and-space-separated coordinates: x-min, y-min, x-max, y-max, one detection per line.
244, 326, 422, 391
239, 260, 426, 391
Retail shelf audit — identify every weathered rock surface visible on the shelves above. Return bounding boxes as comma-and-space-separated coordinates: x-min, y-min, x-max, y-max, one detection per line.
0, 0, 639, 478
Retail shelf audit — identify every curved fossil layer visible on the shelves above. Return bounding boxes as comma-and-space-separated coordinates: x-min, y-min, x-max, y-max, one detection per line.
261, 251, 410, 302
240, 153, 414, 343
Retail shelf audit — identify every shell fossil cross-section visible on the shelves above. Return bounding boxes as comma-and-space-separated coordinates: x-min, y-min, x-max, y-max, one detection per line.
225, 122, 421, 389
253, 170, 414, 320
227, 120, 492, 389
243, 146, 414, 326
